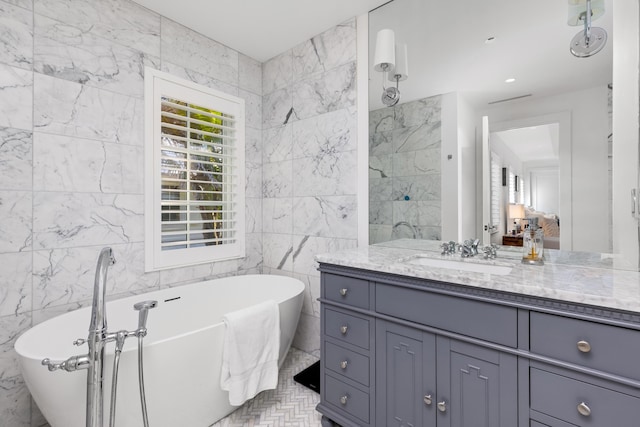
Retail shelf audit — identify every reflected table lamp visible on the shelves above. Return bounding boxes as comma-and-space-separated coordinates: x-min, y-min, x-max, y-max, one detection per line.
508, 204, 526, 235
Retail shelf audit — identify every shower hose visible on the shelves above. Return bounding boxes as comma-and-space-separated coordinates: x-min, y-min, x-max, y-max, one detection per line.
108, 332, 151, 427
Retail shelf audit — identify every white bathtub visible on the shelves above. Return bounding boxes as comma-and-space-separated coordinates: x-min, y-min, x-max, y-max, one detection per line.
15, 274, 305, 427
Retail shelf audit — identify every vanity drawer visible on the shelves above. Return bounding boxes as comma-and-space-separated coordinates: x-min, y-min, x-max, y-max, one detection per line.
530, 312, 640, 380
325, 341, 370, 387
323, 274, 370, 309
376, 284, 518, 347
324, 374, 370, 424
530, 368, 640, 426
324, 308, 370, 350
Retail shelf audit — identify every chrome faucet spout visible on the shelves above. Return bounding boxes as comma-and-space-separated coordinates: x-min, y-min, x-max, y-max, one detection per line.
90, 248, 116, 335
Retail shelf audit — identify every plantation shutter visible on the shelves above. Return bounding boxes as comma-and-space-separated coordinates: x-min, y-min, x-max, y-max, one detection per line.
489, 152, 501, 234
145, 69, 245, 271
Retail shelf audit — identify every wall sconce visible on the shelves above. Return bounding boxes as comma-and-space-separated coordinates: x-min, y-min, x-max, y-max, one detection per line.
568, 0, 607, 58
374, 29, 409, 107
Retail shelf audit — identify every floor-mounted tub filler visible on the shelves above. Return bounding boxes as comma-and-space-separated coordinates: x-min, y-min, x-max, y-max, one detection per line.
15, 250, 305, 427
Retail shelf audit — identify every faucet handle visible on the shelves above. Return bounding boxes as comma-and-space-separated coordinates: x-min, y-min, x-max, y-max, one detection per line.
73, 338, 86, 346
482, 244, 498, 259
42, 355, 90, 372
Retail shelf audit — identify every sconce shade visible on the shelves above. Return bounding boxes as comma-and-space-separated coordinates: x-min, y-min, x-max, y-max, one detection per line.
388, 43, 409, 82
374, 29, 396, 72
508, 203, 525, 220
567, 0, 605, 26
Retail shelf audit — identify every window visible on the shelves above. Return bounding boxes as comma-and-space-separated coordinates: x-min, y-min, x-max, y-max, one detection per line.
144, 68, 245, 271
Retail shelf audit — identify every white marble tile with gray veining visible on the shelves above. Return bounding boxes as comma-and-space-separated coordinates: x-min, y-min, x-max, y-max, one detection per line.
293, 272, 320, 317
159, 259, 239, 288
0, 126, 32, 190
292, 235, 356, 278
394, 95, 442, 129
35, 0, 161, 57
33, 133, 143, 194
369, 224, 392, 245
245, 197, 262, 234
245, 126, 262, 165
369, 154, 392, 179
393, 122, 441, 153
262, 50, 292, 95
263, 232, 293, 271
245, 161, 262, 198
33, 243, 159, 309
369, 200, 392, 225
293, 150, 357, 197
239, 232, 263, 272
292, 196, 357, 239
393, 200, 442, 227
263, 125, 292, 163
161, 17, 238, 86
161, 62, 238, 96
0, 312, 32, 427
0, 252, 31, 315
262, 160, 292, 198
239, 88, 262, 130
34, 73, 143, 144
34, 14, 159, 98
239, 53, 262, 96
392, 174, 441, 201
292, 62, 356, 121
392, 148, 441, 177
369, 107, 395, 135
0, 0, 32, 70
0, 64, 32, 131
369, 177, 392, 202
33, 192, 143, 250
416, 226, 442, 241
369, 130, 392, 157
262, 197, 292, 234
4, 0, 32, 10
263, 86, 293, 129
292, 107, 356, 159
292, 313, 320, 358
292, 18, 356, 80
0, 191, 31, 254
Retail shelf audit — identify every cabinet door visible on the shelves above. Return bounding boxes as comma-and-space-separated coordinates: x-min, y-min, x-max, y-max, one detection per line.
436, 338, 518, 427
376, 320, 437, 427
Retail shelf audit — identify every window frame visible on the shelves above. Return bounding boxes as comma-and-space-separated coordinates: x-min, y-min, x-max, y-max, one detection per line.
144, 68, 245, 272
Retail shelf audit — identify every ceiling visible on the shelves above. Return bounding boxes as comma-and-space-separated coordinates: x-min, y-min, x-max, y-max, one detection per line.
493, 124, 560, 164
369, 0, 614, 110
130, 0, 389, 62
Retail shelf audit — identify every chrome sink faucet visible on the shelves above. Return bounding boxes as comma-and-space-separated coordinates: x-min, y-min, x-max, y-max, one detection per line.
460, 239, 480, 257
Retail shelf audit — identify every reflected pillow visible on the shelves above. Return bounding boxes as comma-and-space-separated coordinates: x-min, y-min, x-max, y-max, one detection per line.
540, 216, 560, 237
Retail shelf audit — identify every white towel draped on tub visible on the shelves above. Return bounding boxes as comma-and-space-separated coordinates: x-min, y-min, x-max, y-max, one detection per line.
220, 300, 280, 406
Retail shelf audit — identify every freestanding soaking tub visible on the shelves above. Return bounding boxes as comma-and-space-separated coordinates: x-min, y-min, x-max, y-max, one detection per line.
15, 274, 305, 427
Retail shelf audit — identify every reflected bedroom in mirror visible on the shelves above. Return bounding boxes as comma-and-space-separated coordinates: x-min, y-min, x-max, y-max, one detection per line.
367, 0, 639, 259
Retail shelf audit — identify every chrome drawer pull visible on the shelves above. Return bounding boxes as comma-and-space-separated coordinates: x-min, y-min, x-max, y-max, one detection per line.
423, 394, 432, 406
577, 402, 591, 417
340, 325, 348, 335
340, 395, 348, 405
437, 400, 447, 412
340, 360, 348, 369
577, 340, 592, 353
339, 288, 348, 296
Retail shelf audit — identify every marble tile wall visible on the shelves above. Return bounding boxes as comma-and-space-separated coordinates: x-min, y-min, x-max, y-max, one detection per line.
0, 0, 263, 424
369, 95, 443, 244
261, 19, 359, 357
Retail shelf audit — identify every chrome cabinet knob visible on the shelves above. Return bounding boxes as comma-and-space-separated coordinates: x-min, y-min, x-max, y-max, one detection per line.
577, 402, 591, 417
340, 395, 348, 405
340, 325, 348, 335
577, 340, 591, 353
340, 360, 348, 370
437, 400, 447, 412
339, 288, 348, 296
423, 394, 432, 406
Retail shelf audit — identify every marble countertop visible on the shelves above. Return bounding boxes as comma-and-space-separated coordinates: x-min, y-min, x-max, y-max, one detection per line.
315, 239, 640, 314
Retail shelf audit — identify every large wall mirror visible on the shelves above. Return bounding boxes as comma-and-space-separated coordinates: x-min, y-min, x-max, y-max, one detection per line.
368, 0, 639, 260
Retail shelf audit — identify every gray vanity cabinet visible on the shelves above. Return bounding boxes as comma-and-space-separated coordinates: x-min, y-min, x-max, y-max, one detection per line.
376, 320, 517, 427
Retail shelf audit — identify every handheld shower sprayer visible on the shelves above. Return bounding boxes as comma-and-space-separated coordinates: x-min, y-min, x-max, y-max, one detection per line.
133, 300, 158, 333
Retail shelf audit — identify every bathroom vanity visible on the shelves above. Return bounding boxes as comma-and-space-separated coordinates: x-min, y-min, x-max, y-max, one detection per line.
315, 241, 640, 427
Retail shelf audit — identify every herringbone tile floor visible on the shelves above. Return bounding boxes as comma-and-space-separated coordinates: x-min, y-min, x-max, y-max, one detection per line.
211, 349, 322, 427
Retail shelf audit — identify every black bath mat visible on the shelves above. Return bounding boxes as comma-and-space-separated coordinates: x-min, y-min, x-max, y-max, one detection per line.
293, 360, 320, 393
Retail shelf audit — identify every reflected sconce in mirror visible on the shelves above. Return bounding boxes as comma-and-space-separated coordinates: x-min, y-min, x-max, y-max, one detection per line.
568, 0, 607, 58
374, 29, 409, 107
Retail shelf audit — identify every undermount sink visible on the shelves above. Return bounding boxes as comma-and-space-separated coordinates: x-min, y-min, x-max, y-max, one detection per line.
401, 255, 513, 276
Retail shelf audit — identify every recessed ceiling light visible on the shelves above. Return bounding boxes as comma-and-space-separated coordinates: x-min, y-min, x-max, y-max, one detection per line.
505, 78, 516, 83
485, 37, 496, 44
